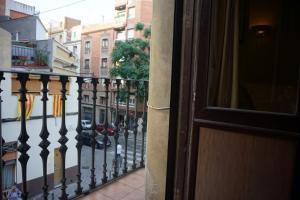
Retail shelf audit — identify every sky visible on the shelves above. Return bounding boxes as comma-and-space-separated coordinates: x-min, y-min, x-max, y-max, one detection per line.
17, 0, 115, 25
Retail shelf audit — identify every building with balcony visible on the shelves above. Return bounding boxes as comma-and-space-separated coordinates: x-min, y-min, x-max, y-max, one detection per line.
0, 15, 48, 41
80, 23, 115, 78
0, 0, 35, 19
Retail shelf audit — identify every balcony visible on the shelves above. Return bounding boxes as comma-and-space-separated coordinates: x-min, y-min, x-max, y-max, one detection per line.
0, 69, 148, 199
115, 0, 127, 10
12, 45, 49, 68
113, 22, 126, 31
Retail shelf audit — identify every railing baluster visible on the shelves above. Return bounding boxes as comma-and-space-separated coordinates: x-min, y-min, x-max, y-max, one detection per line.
123, 80, 131, 174
0, 72, 5, 199
102, 79, 110, 183
140, 81, 148, 167
58, 76, 69, 200
39, 75, 50, 200
89, 78, 98, 189
75, 77, 84, 195
113, 79, 121, 178
132, 81, 139, 169
17, 73, 30, 200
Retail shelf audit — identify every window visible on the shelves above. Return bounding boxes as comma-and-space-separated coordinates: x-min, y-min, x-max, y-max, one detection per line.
127, 29, 134, 39
83, 107, 92, 121
102, 38, 109, 48
128, 7, 135, 19
129, 97, 136, 106
116, 31, 126, 40
84, 95, 89, 102
73, 45, 77, 55
85, 41, 91, 54
101, 58, 108, 68
84, 59, 90, 69
207, 0, 300, 114
99, 109, 105, 124
73, 31, 77, 38
99, 97, 105, 104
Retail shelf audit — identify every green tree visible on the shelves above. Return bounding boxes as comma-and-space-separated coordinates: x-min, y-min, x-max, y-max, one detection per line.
110, 22, 151, 80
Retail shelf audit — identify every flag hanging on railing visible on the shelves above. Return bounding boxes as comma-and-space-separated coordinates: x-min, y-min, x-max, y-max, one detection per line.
16, 94, 35, 120
53, 94, 62, 117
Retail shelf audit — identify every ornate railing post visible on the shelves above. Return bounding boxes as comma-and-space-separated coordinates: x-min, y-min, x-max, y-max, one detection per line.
132, 81, 139, 169
75, 77, 84, 195
113, 79, 121, 178
0, 72, 5, 198
90, 78, 98, 189
17, 73, 30, 199
58, 76, 69, 200
102, 78, 110, 183
39, 75, 50, 200
140, 81, 148, 167
123, 80, 131, 174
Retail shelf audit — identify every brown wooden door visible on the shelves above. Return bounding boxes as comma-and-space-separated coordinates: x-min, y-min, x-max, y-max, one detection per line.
172, 0, 300, 199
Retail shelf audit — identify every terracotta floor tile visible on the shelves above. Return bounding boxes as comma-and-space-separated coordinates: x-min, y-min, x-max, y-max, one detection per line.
119, 173, 145, 189
135, 169, 146, 177
79, 170, 145, 200
121, 189, 145, 200
138, 185, 145, 193
79, 192, 112, 200
99, 181, 135, 200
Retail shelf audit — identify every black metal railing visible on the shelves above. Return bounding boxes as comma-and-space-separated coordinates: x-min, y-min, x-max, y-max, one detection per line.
0, 69, 148, 200
12, 45, 49, 67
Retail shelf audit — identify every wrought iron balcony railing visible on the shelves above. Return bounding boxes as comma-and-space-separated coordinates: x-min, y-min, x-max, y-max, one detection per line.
0, 69, 148, 200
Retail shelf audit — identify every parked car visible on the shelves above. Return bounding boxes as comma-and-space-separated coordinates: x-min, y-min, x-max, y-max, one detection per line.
81, 120, 92, 130
81, 131, 112, 149
96, 124, 115, 136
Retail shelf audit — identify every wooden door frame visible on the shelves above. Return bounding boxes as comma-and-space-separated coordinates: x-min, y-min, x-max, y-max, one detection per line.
166, 0, 300, 199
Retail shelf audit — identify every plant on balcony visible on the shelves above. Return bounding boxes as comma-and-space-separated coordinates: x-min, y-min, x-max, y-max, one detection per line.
110, 22, 151, 100
35, 50, 48, 66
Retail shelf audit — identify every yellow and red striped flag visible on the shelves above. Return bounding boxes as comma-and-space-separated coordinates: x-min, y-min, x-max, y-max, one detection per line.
53, 94, 62, 117
17, 94, 35, 120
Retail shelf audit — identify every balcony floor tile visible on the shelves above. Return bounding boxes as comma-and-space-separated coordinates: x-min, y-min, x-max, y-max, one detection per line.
79, 169, 145, 200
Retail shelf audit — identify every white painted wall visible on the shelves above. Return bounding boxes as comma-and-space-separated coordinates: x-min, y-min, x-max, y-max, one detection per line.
35, 19, 48, 40
1, 73, 79, 182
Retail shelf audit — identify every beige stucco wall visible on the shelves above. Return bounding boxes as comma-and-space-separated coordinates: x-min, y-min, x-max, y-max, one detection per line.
145, 0, 174, 199
0, 28, 11, 69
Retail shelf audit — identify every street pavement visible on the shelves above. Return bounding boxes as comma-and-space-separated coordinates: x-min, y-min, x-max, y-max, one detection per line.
30, 131, 146, 200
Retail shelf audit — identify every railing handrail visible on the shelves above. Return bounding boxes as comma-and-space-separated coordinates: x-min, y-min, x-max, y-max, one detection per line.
0, 69, 149, 82
0, 69, 148, 199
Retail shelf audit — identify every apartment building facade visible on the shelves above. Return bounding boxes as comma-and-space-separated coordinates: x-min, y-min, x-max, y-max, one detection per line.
80, 0, 152, 126
48, 17, 82, 73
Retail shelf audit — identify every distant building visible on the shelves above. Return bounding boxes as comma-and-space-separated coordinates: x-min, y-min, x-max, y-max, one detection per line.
0, 15, 48, 41
80, 0, 153, 77
0, 0, 35, 19
81, 23, 115, 77
80, 0, 152, 126
47, 17, 82, 73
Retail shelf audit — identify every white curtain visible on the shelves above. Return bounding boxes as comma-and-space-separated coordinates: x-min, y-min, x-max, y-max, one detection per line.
208, 0, 239, 108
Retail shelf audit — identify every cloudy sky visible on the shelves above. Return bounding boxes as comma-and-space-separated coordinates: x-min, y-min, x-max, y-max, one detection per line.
17, 0, 115, 25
